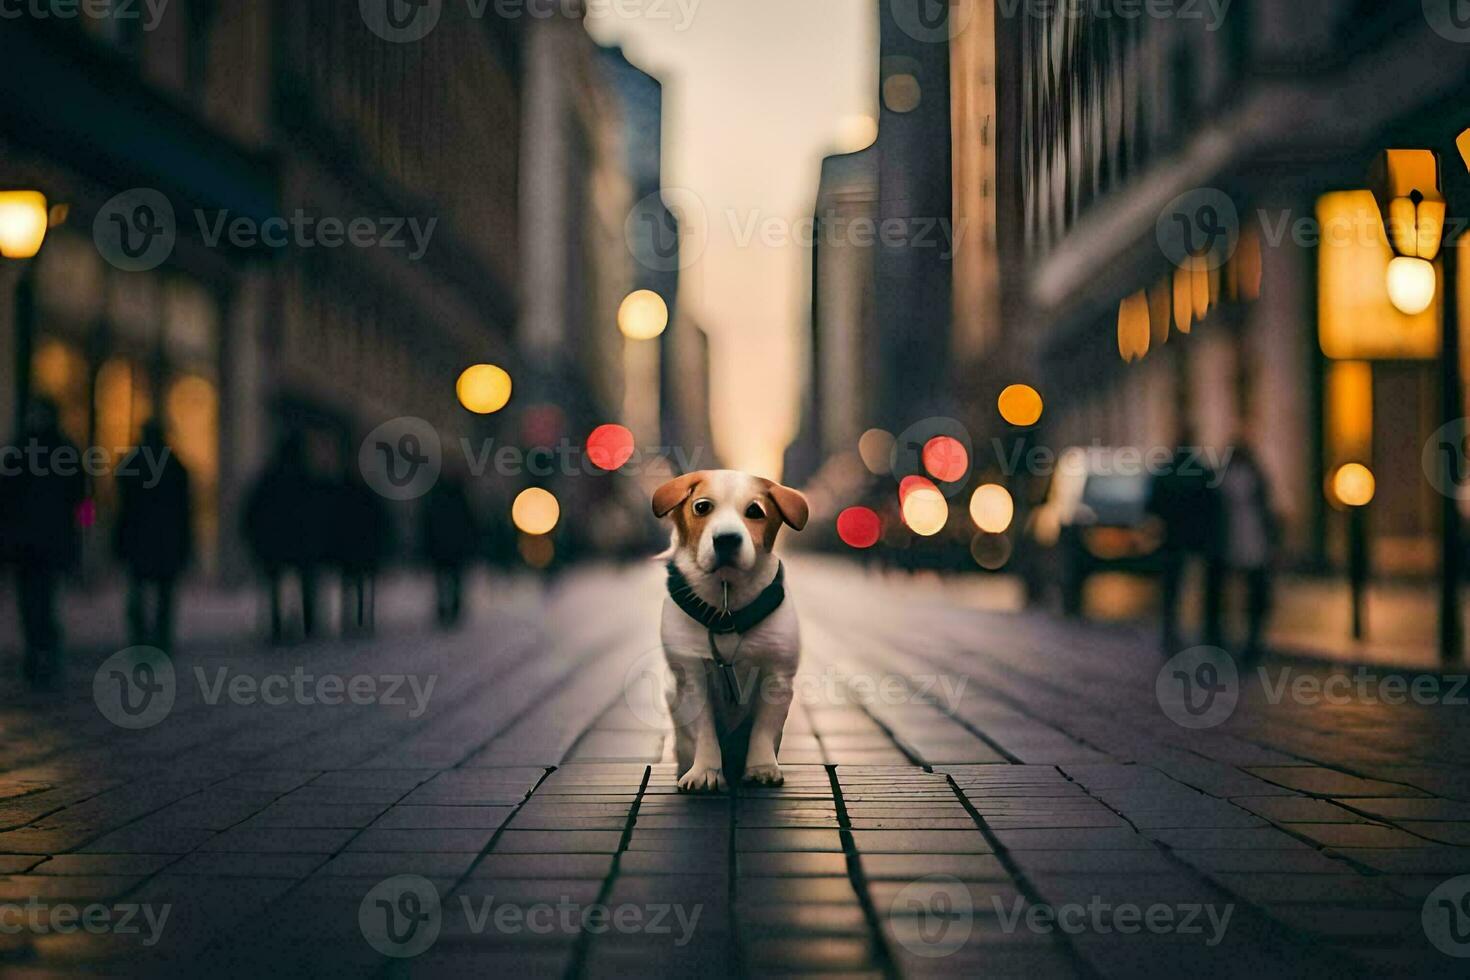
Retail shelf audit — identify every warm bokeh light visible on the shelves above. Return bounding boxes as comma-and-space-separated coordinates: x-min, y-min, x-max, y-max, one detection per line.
1117, 290, 1150, 363
512, 487, 561, 535
1385, 256, 1436, 316
882, 73, 921, 113
456, 363, 513, 415
922, 436, 969, 483
898, 474, 937, 503
858, 428, 895, 475
969, 483, 1014, 534
836, 506, 881, 549
0, 190, 49, 259
900, 483, 948, 537
1332, 463, 1376, 507
617, 289, 670, 340
586, 423, 636, 471
519, 532, 555, 569
971, 532, 1011, 570
997, 384, 1043, 427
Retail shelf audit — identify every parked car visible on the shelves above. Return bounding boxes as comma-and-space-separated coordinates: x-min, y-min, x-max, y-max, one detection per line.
1024, 448, 1165, 614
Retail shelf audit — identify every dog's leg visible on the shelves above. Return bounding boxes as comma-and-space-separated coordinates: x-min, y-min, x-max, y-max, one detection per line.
670, 658, 725, 792
743, 667, 792, 785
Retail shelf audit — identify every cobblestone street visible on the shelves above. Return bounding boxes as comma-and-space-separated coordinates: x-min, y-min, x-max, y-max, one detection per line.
2, 560, 1469, 977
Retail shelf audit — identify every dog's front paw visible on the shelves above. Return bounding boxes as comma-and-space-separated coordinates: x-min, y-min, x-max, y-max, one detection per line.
677, 766, 727, 793
743, 763, 783, 786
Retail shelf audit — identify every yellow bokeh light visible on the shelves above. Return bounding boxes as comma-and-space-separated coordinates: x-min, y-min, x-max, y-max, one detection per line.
858, 428, 895, 475
456, 363, 512, 415
512, 487, 561, 535
997, 384, 1043, 427
0, 190, 49, 259
901, 485, 948, 537
519, 532, 555, 569
1332, 463, 1376, 508
1385, 256, 1436, 316
969, 484, 1014, 534
618, 289, 669, 340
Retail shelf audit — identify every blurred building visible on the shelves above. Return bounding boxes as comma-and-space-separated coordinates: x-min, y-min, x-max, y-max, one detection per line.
1, 1, 658, 579
989, 1, 1470, 645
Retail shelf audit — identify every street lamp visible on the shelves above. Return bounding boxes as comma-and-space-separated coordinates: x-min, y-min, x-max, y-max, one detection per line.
1370, 141, 1469, 664
0, 190, 49, 259
1332, 463, 1375, 641
1371, 151, 1446, 315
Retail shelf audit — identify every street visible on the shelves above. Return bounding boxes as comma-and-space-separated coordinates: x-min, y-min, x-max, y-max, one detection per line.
1, 559, 1467, 978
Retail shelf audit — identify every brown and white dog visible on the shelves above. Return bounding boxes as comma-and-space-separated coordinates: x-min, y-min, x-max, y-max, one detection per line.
653, 470, 808, 792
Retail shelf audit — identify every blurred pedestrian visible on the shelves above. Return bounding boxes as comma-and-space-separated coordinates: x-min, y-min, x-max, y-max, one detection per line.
114, 420, 192, 652
1218, 438, 1278, 662
243, 431, 327, 644
1147, 427, 1223, 653
0, 398, 86, 685
330, 469, 390, 635
420, 471, 479, 628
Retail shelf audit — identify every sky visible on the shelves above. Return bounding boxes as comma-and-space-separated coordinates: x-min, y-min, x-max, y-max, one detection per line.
587, 0, 878, 479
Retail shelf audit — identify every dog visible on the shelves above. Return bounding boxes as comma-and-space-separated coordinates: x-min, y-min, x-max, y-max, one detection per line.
653, 470, 808, 792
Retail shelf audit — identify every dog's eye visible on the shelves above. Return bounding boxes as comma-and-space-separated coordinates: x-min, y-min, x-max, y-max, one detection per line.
692, 499, 714, 517
745, 503, 766, 519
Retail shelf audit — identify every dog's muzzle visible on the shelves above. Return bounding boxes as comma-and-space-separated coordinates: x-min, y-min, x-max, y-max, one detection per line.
711, 532, 744, 568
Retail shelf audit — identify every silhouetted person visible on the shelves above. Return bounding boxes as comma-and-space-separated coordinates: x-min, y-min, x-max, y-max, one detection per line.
330, 472, 390, 634
0, 399, 85, 684
1219, 440, 1277, 662
243, 432, 327, 644
114, 420, 192, 652
1147, 428, 1223, 653
421, 473, 478, 628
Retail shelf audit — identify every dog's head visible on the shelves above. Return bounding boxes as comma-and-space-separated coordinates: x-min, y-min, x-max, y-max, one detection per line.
653, 469, 808, 578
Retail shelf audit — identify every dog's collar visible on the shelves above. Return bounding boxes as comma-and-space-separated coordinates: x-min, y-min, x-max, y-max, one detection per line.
665, 561, 785, 635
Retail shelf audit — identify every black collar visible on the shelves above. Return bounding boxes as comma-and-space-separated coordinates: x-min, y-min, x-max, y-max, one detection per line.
666, 561, 785, 635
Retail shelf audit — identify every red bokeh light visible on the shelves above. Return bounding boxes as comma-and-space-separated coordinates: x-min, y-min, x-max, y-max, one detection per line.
922, 436, 969, 483
586, 423, 636, 471
836, 506, 882, 549
898, 474, 938, 503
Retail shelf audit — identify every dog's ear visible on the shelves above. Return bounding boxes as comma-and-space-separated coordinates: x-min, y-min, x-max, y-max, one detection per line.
652, 471, 707, 519
766, 482, 809, 531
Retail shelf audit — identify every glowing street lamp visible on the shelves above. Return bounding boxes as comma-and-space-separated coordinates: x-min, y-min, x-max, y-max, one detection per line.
1331, 462, 1375, 641
1370, 150, 1446, 315
617, 289, 669, 340
0, 190, 49, 259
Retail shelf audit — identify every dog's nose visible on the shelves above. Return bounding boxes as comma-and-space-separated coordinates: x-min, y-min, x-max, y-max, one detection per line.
712, 532, 743, 561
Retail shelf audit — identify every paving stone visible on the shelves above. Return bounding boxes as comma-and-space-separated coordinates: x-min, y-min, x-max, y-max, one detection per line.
1231, 796, 1368, 823
315, 851, 481, 877
991, 828, 1155, 850
27, 854, 176, 876
346, 828, 497, 852
1246, 768, 1426, 798
471, 853, 614, 879
734, 829, 843, 852
1285, 822, 1429, 848
493, 831, 624, 853
737, 852, 850, 876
